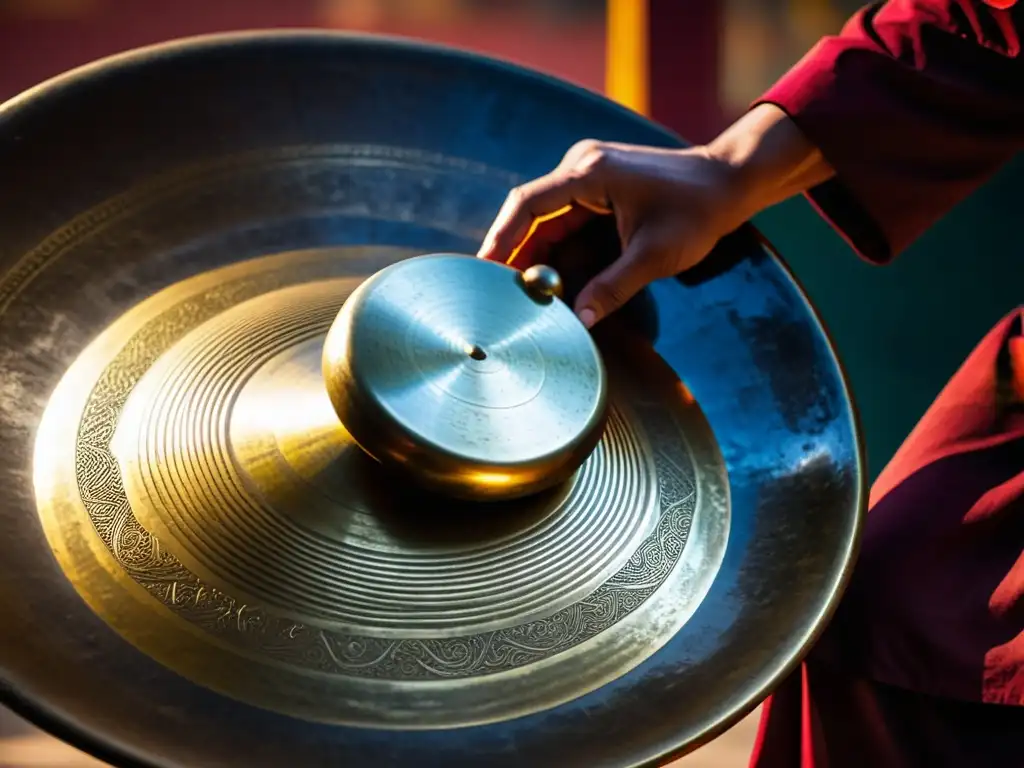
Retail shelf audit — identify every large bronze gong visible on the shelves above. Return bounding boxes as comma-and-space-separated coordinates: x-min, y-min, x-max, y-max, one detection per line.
0, 32, 865, 767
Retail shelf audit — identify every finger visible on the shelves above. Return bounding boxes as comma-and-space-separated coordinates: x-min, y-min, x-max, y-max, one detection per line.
476, 172, 609, 263
506, 205, 596, 269
573, 229, 663, 329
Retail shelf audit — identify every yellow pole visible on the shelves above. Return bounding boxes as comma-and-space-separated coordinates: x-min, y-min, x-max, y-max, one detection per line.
605, 0, 649, 116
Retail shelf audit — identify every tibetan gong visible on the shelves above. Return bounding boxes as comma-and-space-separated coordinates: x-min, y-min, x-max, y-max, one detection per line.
0, 31, 865, 768
323, 255, 608, 500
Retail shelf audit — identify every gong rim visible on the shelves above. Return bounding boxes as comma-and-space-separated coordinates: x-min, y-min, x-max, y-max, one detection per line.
0, 29, 867, 768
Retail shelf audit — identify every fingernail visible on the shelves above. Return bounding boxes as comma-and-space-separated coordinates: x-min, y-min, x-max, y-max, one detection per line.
578, 308, 596, 328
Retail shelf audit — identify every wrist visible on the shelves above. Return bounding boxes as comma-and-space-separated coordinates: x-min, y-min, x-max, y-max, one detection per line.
702, 103, 834, 216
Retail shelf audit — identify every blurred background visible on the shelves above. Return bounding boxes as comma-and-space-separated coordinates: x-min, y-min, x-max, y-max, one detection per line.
1, 0, 1022, 765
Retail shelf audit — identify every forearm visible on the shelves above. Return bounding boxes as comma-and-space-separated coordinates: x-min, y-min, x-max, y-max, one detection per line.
749, 1, 1024, 263
704, 103, 835, 219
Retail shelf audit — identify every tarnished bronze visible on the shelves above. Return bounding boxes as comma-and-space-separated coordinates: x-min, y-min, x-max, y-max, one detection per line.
36, 245, 728, 731
322, 254, 607, 500
0, 31, 865, 768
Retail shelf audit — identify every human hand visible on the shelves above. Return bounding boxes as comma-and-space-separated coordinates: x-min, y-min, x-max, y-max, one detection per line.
476, 105, 832, 328
476, 141, 743, 328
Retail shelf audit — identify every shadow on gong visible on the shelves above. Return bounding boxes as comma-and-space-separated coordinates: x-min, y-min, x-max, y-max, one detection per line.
235, 336, 574, 551
274, 446, 571, 549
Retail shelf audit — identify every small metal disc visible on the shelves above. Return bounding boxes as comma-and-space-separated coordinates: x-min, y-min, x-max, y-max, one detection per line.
322, 253, 608, 500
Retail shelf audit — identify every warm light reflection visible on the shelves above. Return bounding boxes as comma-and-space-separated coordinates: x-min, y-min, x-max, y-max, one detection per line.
235, 382, 345, 438
231, 341, 352, 479
507, 204, 574, 265
466, 470, 516, 487
675, 380, 696, 406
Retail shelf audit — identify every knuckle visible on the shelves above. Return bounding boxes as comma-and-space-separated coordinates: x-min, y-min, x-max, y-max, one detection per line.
581, 150, 611, 174
568, 138, 602, 157
568, 139, 610, 171
505, 185, 527, 206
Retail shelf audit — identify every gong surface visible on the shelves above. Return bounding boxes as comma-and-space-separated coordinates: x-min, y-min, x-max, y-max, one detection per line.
0, 31, 865, 768
37, 245, 725, 729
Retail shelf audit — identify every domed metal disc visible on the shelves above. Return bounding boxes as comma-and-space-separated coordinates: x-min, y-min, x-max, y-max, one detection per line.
323, 254, 607, 500
0, 30, 864, 768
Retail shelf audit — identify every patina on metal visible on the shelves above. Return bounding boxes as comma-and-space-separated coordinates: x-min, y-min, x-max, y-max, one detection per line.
0, 30, 865, 768
323, 254, 607, 500
37, 244, 724, 730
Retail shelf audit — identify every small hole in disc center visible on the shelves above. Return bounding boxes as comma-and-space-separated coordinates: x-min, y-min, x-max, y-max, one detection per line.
468, 345, 488, 361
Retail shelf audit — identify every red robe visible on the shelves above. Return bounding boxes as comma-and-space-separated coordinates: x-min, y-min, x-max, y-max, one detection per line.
748, 1, 1024, 765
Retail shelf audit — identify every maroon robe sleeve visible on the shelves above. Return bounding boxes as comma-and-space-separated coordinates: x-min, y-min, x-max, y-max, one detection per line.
754, 0, 1024, 263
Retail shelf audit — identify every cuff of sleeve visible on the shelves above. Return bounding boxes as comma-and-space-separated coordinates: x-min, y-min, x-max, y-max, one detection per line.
752, 1, 1024, 265
751, 3, 945, 265
752, 35, 896, 263
752, 5, 1021, 265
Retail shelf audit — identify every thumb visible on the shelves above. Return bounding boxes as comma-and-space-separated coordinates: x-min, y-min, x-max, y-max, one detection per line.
572, 229, 662, 329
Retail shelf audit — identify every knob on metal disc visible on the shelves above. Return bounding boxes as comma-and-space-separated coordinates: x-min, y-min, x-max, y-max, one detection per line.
322, 253, 608, 501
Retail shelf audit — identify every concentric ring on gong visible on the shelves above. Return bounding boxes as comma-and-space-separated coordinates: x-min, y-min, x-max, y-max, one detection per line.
34, 246, 730, 728
117, 283, 650, 632
403, 301, 547, 408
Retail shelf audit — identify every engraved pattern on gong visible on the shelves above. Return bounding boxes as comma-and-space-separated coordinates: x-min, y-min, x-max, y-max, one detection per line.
0, 144, 521, 318
24, 144, 700, 680
74, 272, 699, 680
120, 287, 654, 632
